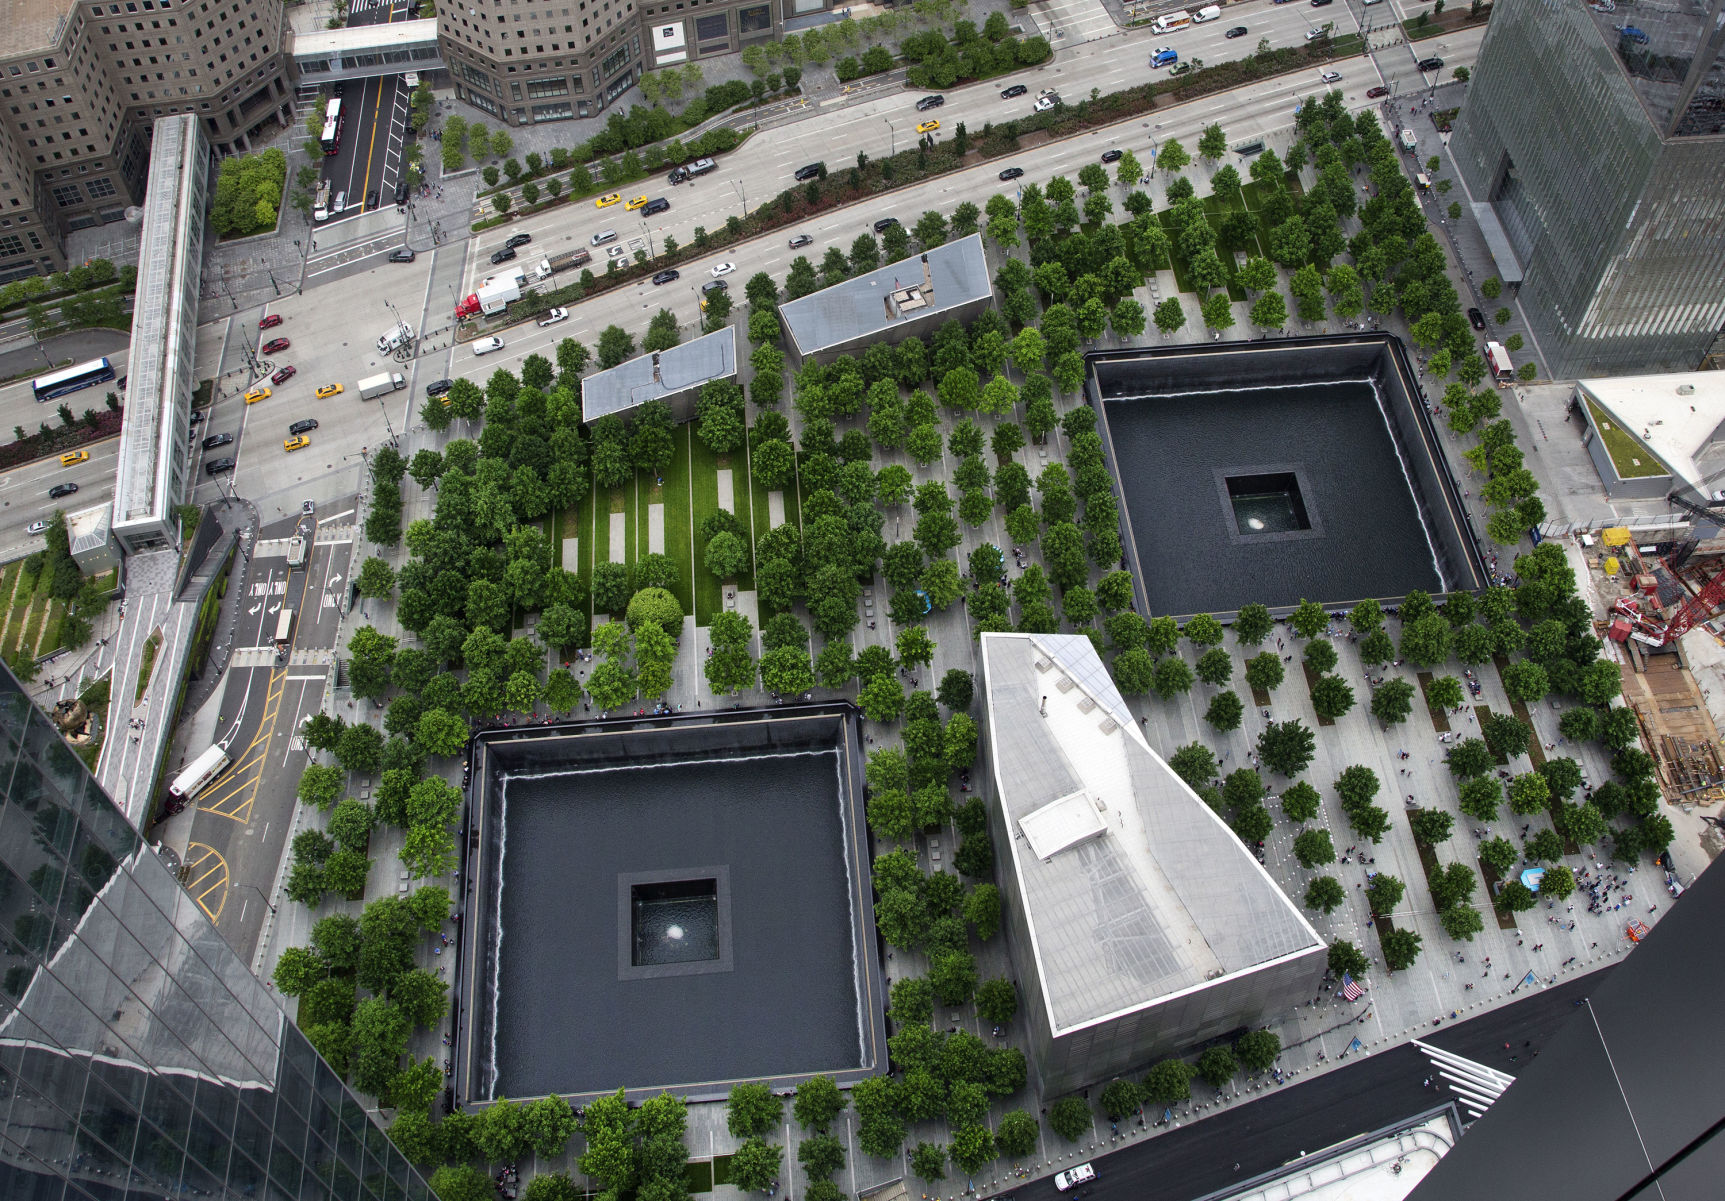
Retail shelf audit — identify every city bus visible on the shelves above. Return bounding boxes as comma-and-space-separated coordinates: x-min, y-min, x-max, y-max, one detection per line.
32, 357, 116, 402
320, 99, 344, 156
168, 743, 231, 800
273, 607, 296, 653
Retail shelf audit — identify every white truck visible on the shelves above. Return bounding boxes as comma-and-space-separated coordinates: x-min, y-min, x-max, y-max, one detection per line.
456, 276, 523, 318
375, 322, 414, 353
357, 372, 407, 400
1152, 10, 1192, 33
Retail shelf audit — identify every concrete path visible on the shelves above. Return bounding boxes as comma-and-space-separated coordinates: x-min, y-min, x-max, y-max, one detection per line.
716, 468, 734, 513
561, 536, 578, 570
608, 512, 625, 563
648, 503, 665, 555
766, 490, 785, 528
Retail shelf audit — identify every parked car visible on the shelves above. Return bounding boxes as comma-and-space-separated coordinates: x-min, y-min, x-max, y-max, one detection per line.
789, 233, 814, 248
794, 163, 824, 181
1000, 84, 1028, 99
426, 379, 453, 397
271, 365, 297, 385
490, 248, 517, 264
289, 419, 319, 435
504, 233, 533, 249
916, 95, 945, 111
1366, 85, 1391, 98
1418, 56, 1445, 71
396, 180, 410, 205
201, 433, 233, 451
710, 262, 735, 277
204, 458, 235, 476
189, 409, 206, 425
1101, 149, 1123, 163
366, 189, 379, 209
1226, 24, 1248, 37
999, 166, 1025, 181
873, 217, 900, 233
258, 314, 283, 329
538, 308, 569, 327
472, 336, 505, 355
262, 338, 290, 354
1468, 307, 1487, 331
651, 269, 680, 285
48, 482, 79, 498
388, 247, 416, 263
315, 383, 344, 399
60, 450, 89, 467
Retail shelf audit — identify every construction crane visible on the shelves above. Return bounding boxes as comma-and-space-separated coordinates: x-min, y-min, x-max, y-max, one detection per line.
1614, 558, 1725, 646
1661, 491, 1725, 571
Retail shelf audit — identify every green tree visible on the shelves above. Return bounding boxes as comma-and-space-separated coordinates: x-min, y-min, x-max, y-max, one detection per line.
1234, 1029, 1281, 1073
1048, 1096, 1091, 1141
730, 1138, 783, 1193
727, 1082, 784, 1140
1381, 927, 1424, 971
1305, 875, 1346, 913
1258, 719, 1316, 776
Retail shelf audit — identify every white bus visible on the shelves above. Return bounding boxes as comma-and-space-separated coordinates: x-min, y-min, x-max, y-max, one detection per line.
169, 744, 231, 800
1152, 10, 1192, 32
33, 357, 116, 402
320, 99, 344, 156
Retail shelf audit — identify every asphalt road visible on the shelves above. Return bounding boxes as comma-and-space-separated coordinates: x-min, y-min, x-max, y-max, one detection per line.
320, 73, 407, 222
1001, 970, 1609, 1201
179, 505, 351, 959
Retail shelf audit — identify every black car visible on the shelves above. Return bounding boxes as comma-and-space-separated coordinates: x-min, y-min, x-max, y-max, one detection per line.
999, 166, 1025, 181
652, 269, 680, 285
388, 247, 416, 263
48, 482, 78, 499
201, 433, 234, 451
1418, 56, 1445, 71
1225, 25, 1248, 37
794, 163, 825, 182
505, 233, 533, 249
916, 95, 945, 112
789, 234, 814, 249
1001, 84, 1028, 99
396, 180, 410, 205
489, 247, 517, 264
701, 279, 729, 294
289, 419, 320, 435
1101, 149, 1123, 163
366, 189, 379, 209
426, 378, 453, 397
205, 458, 235, 476
1467, 307, 1487, 331
189, 409, 206, 425
1310, 0, 1332, 6
873, 217, 900, 233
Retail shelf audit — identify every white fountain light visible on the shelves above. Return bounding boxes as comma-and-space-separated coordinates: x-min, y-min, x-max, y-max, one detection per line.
1248, 517, 1265, 530
666, 924, 685, 940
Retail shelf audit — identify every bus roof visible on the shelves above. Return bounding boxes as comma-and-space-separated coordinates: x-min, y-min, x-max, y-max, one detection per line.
34, 357, 112, 390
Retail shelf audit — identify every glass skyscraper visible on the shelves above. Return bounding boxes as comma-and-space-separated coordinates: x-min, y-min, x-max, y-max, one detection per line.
0, 665, 431, 1200
1449, 0, 1725, 379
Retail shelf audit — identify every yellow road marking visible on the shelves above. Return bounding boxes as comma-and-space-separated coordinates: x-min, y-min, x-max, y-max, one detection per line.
182, 843, 231, 924
200, 667, 286, 824
360, 73, 386, 211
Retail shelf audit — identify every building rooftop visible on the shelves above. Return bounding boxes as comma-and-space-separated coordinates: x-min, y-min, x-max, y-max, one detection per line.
64, 502, 111, 555
979, 632, 1324, 1033
0, 0, 70, 58
1576, 372, 1725, 497
778, 233, 992, 358
580, 326, 736, 422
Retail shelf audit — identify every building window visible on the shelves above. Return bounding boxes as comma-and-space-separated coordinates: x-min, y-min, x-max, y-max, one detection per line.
466, 89, 498, 115
52, 182, 83, 206
526, 77, 567, 98
0, 234, 23, 256
694, 11, 725, 40
87, 175, 116, 197
458, 62, 492, 91
531, 100, 572, 121
737, 2, 768, 32
601, 43, 628, 75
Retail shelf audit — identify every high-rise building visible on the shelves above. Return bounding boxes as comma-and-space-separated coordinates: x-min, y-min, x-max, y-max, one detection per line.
1449, 0, 1725, 379
0, 663, 430, 1200
438, 0, 827, 125
0, 0, 296, 281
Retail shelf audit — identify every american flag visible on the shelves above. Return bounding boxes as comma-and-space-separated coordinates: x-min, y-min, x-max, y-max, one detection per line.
1340, 973, 1365, 1002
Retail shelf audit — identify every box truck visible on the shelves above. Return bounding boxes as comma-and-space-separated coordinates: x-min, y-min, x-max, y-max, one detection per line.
357, 372, 407, 400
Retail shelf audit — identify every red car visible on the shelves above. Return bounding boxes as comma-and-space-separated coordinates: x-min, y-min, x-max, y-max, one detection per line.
262, 337, 290, 354
1366, 85, 1391, 98
271, 365, 297, 385
258, 314, 283, 329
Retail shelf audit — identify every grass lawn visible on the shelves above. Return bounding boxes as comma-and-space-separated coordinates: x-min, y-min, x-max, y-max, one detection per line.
689, 433, 759, 624
655, 425, 697, 618
590, 480, 612, 571
1584, 398, 1667, 479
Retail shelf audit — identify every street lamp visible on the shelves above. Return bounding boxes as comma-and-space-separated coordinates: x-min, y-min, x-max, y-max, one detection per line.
260, 257, 279, 297
240, 881, 277, 916
884, 117, 896, 158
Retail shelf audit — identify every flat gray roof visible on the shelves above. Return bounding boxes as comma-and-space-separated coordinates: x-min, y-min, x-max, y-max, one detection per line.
580, 326, 737, 422
778, 233, 992, 358
980, 632, 1324, 1033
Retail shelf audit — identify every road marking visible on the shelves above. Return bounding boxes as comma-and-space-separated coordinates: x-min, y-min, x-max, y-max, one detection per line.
182, 843, 232, 923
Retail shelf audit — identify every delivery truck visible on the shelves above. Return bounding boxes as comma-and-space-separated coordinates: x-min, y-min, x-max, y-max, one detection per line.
357, 372, 407, 400
534, 248, 592, 281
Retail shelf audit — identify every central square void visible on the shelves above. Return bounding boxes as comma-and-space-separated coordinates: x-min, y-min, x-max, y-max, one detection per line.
632, 878, 719, 965
1225, 471, 1312, 535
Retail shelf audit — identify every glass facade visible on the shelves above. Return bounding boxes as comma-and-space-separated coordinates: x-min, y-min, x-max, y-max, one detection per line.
1450, 0, 1725, 379
0, 664, 432, 1201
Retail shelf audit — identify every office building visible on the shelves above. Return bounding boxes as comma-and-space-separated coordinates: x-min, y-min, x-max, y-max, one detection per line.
439, 0, 829, 125
978, 632, 1328, 1095
0, 0, 296, 281
1448, 0, 1725, 378
0, 661, 432, 1199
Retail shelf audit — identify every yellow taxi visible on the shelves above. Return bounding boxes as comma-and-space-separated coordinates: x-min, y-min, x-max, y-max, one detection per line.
596, 193, 622, 208
916, 119, 940, 134
315, 383, 344, 399
624, 194, 649, 211
244, 386, 271, 405
284, 435, 310, 453
59, 450, 89, 467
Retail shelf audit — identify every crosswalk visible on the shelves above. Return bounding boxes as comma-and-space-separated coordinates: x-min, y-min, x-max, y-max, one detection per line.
1033, 0, 1123, 45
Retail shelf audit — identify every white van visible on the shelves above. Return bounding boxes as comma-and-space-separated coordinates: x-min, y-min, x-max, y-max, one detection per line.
472, 336, 505, 356
376, 322, 414, 354
1152, 10, 1192, 32
1054, 1164, 1096, 1192
1193, 4, 1222, 20
590, 229, 619, 247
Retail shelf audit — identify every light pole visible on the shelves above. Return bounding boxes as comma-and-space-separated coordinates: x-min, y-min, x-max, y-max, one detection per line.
884, 117, 896, 157
729, 178, 747, 219
240, 881, 277, 916
260, 257, 280, 297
